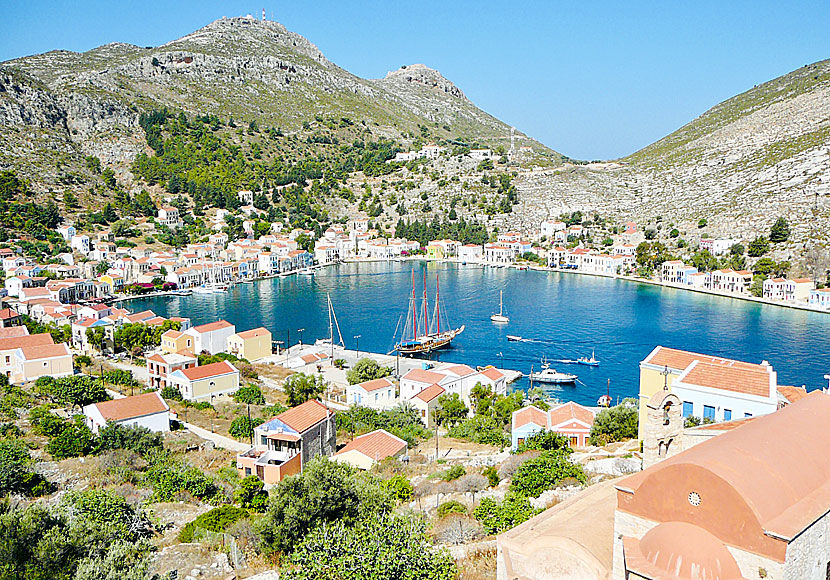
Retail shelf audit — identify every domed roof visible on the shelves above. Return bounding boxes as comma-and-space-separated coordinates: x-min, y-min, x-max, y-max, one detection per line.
624, 522, 747, 580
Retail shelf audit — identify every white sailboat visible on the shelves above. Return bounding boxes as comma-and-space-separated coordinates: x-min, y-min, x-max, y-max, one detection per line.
490, 290, 509, 323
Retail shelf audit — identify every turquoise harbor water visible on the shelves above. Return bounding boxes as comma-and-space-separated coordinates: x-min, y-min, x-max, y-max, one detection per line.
124, 262, 830, 406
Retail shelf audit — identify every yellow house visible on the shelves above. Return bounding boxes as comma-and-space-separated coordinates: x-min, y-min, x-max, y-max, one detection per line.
13, 343, 73, 384
167, 360, 239, 401
426, 243, 445, 260
161, 329, 194, 354
227, 327, 272, 361
638, 346, 698, 440
100, 274, 125, 293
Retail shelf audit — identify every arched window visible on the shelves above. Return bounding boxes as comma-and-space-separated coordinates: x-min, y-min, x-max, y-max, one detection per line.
663, 402, 672, 425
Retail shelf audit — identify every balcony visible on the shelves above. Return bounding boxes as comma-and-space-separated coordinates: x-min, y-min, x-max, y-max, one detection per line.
236, 448, 301, 485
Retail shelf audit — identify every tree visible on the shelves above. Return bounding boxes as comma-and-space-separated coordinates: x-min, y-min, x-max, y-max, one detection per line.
514, 430, 571, 454
635, 241, 670, 274
74, 540, 151, 580
257, 457, 394, 554
588, 400, 638, 445
346, 358, 393, 385
433, 393, 468, 428
43, 375, 108, 408
233, 384, 265, 405
747, 236, 770, 257
94, 422, 164, 455
382, 474, 413, 503
509, 450, 586, 497
281, 513, 456, 580
690, 249, 718, 272
229, 416, 264, 440
86, 327, 106, 350
0, 439, 50, 497
46, 419, 94, 459
283, 373, 326, 407
753, 257, 777, 276
769, 217, 790, 243
235, 475, 269, 511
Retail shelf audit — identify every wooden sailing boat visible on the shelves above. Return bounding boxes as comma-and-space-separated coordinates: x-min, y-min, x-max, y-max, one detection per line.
490, 290, 509, 323
394, 270, 464, 355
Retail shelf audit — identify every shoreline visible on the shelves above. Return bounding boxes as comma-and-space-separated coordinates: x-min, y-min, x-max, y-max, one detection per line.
112, 258, 828, 316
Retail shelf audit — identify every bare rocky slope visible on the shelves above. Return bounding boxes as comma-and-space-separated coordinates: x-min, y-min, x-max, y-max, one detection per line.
0, 16, 550, 195
505, 60, 830, 244
0, 15, 828, 245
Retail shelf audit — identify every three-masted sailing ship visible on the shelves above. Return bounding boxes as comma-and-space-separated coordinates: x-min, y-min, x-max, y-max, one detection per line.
394, 271, 464, 355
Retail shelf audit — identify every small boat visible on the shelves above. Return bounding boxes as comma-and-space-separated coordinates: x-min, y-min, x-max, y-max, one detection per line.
490, 290, 509, 323
172, 290, 192, 296
528, 358, 577, 384
577, 350, 600, 366
299, 268, 315, 276
597, 394, 612, 407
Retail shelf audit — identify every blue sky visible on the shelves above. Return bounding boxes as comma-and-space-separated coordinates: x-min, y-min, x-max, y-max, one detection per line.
1, 1, 828, 160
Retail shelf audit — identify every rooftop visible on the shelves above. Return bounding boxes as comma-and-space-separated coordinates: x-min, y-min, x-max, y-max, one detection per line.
276, 399, 333, 433
334, 429, 407, 461
90, 392, 169, 422
178, 360, 237, 380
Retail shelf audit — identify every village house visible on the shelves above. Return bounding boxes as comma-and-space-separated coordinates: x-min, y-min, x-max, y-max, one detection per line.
699, 237, 738, 255
399, 368, 453, 401
157, 206, 183, 229
346, 377, 397, 410
0, 333, 53, 380
146, 351, 198, 390
458, 244, 483, 263
410, 383, 445, 427
511, 401, 596, 449
183, 320, 235, 355
236, 399, 336, 485
12, 342, 73, 384
332, 429, 408, 470
226, 327, 272, 361
809, 287, 830, 310
166, 360, 240, 401
83, 392, 170, 434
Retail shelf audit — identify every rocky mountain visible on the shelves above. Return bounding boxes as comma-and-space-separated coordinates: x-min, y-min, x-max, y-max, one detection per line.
508, 60, 830, 246
0, 15, 549, 196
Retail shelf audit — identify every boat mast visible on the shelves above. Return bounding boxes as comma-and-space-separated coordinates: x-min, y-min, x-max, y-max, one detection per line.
436, 274, 440, 334
423, 270, 428, 336
412, 270, 417, 340
499, 290, 503, 316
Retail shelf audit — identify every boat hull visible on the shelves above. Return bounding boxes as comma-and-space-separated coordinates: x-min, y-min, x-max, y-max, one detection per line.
395, 326, 464, 355
490, 314, 509, 323
530, 375, 577, 384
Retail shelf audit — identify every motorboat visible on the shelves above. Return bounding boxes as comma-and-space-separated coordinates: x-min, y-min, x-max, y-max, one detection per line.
490, 290, 509, 323
299, 268, 315, 276
507, 335, 524, 342
577, 351, 600, 366
597, 394, 612, 407
529, 358, 577, 384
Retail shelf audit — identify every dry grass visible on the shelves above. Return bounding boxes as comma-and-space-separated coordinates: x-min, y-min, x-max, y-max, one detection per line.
456, 547, 497, 580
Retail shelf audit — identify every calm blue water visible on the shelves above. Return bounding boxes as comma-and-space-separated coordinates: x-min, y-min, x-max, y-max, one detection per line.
124, 262, 830, 406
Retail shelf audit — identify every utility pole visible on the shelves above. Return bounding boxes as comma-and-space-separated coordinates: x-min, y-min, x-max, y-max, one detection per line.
247, 402, 252, 446
298, 328, 305, 347
354, 335, 361, 360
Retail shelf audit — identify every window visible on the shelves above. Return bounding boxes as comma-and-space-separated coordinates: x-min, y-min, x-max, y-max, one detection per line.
682, 401, 694, 417
703, 405, 715, 421
663, 403, 672, 425
245, 467, 251, 476
723, 409, 732, 421
42, 361, 48, 367
744, 412, 753, 418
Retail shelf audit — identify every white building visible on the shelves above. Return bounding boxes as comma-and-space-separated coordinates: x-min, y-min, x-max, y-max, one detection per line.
699, 238, 738, 256
70, 235, 90, 254
183, 320, 236, 355
83, 392, 170, 434
346, 377, 397, 410
157, 206, 183, 229
469, 149, 494, 160
809, 288, 830, 310
458, 244, 483, 263
238, 190, 254, 205
540, 220, 566, 239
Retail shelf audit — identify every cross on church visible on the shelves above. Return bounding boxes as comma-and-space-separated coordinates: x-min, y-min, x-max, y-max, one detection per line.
662, 365, 670, 391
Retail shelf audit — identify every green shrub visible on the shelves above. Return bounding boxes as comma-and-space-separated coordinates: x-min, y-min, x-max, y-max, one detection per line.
234, 475, 269, 512
437, 500, 467, 518
46, 420, 94, 459
145, 452, 217, 502
0, 439, 51, 497
588, 400, 638, 445
160, 385, 182, 401
383, 474, 413, 502
178, 505, 250, 542
28, 406, 67, 437
509, 450, 586, 498
473, 494, 541, 534
514, 430, 572, 454
439, 464, 466, 481
447, 415, 508, 446
94, 422, 164, 455
261, 403, 287, 418
483, 465, 499, 488
346, 358, 393, 385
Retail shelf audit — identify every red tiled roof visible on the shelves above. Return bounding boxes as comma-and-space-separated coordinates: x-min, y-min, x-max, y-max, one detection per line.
162, 329, 183, 339
777, 385, 809, 405
277, 399, 333, 433
403, 368, 446, 385
0, 327, 28, 338
445, 364, 476, 377
335, 429, 406, 461
178, 360, 237, 380
412, 383, 445, 403
481, 367, 505, 381
549, 401, 595, 427
0, 333, 54, 351
679, 359, 772, 398
0, 308, 20, 319
355, 377, 395, 393
91, 392, 168, 421
643, 346, 763, 373
192, 320, 233, 333
236, 327, 270, 339
513, 406, 548, 429
19, 343, 70, 360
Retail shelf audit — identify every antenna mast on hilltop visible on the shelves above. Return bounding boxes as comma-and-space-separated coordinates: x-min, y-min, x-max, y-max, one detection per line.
262, 8, 266, 21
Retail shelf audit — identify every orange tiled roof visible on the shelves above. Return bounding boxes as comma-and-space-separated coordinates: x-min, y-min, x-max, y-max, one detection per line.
277, 399, 333, 433
178, 360, 236, 380
481, 367, 505, 381
19, 343, 70, 360
236, 327, 270, 339
549, 401, 595, 427
192, 320, 233, 333
0, 327, 28, 338
0, 333, 54, 351
403, 368, 447, 385
679, 359, 772, 398
513, 406, 548, 429
91, 392, 168, 421
335, 429, 406, 461
412, 383, 445, 403
643, 346, 762, 373
355, 377, 395, 393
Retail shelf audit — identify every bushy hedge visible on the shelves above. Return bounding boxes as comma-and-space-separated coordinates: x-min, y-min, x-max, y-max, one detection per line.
473, 494, 541, 535
178, 505, 250, 542
509, 450, 586, 498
